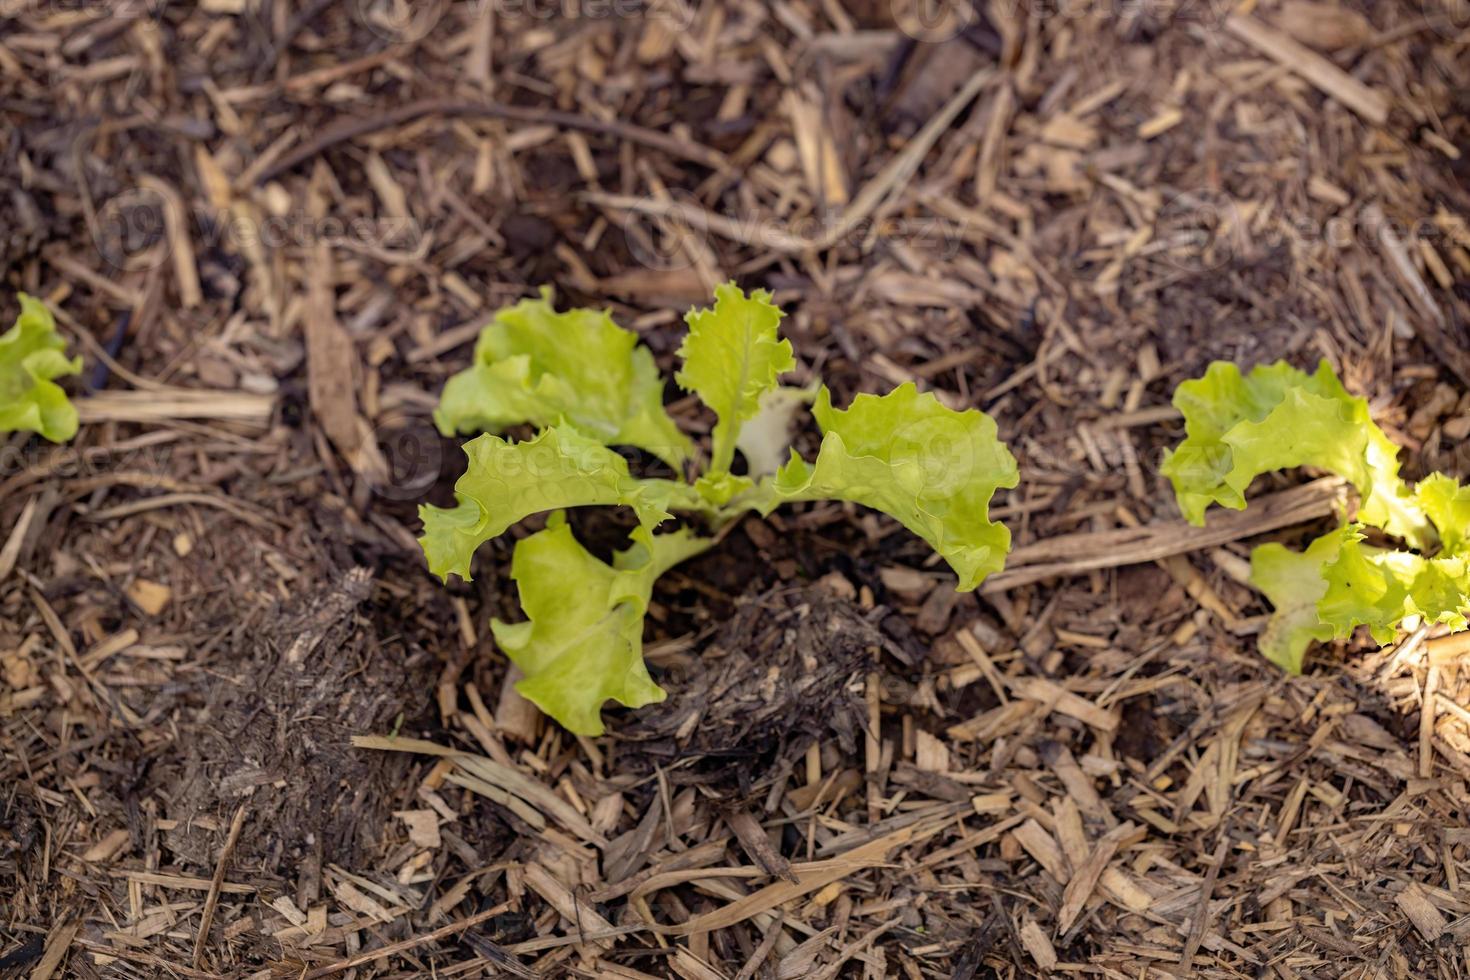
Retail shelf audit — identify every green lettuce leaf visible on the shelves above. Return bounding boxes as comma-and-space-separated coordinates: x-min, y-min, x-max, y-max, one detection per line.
434, 289, 691, 469
1167, 360, 1470, 672
0, 293, 82, 443
417, 285, 1023, 736
1315, 527, 1416, 645
692, 471, 755, 507
1245, 523, 1470, 676
675, 282, 794, 476
770, 383, 1018, 591
418, 426, 705, 581
1249, 527, 1351, 674
492, 513, 711, 735
1417, 473, 1470, 555
1161, 360, 1427, 546
1318, 527, 1469, 643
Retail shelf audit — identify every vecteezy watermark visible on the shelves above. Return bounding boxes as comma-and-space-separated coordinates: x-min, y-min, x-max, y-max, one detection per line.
0, 412, 454, 504
96, 187, 171, 273
890, 0, 982, 43
1007, 0, 1236, 29
499, 0, 696, 28
92, 189, 427, 272
1152, 192, 1465, 276
619, 189, 713, 274
365, 414, 447, 502
614, 194, 969, 271
891, 412, 980, 499
1429, 0, 1470, 41
0, 440, 181, 487
888, 0, 1240, 41
353, 0, 450, 43
353, 0, 697, 44
1154, 189, 1246, 275
26, 0, 169, 16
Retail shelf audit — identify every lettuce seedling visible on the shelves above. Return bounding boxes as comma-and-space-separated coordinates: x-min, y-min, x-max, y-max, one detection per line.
1163, 360, 1469, 673
0, 293, 82, 444
421, 283, 1019, 734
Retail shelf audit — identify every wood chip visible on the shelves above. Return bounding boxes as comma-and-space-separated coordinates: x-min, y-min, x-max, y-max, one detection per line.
30, 919, 79, 980
1019, 918, 1058, 970
1395, 882, 1446, 941
395, 809, 442, 850
125, 579, 172, 616
1225, 15, 1388, 124
82, 829, 132, 863
1057, 822, 1139, 933
1012, 678, 1119, 733
723, 807, 795, 884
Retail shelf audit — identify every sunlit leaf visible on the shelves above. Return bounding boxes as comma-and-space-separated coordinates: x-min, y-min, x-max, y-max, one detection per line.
1169, 361, 1470, 672
419, 286, 1023, 735
1161, 360, 1427, 546
418, 426, 703, 582
0, 293, 82, 443
1250, 527, 1350, 674
434, 289, 691, 469
1318, 528, 1469, 643
771, 383, 1018, 591
675, 283, 793, 476
493, 514, 711, 736
1417, 473, 1470, 554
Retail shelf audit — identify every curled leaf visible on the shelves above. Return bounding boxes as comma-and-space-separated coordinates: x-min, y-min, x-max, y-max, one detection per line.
0, 293, 82, 443
418, 426, 704, 581
493, 514, 711, 735
1318, 527, 1469, 643
1249, 527, 1350, 674
1168, 360, 1470, 672
1417, 473, 1470, 555
434, 289, 691, 469
675, 283, 793, 476
771, 383, 1018, 591
1246, 509, 1470, 675
1161, 360, 1426, 546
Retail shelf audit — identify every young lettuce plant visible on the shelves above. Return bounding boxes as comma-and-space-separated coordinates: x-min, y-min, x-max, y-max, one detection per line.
1162, 360, 1469, 673
421, 283, 1019, 735
0, 293, 82, 443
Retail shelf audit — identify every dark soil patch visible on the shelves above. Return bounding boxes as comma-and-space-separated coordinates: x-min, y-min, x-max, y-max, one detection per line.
155, 566, 439, 878
617, 585, 878, 798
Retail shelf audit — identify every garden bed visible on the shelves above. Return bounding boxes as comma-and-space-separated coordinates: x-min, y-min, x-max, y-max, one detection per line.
3, 2, 1470, 977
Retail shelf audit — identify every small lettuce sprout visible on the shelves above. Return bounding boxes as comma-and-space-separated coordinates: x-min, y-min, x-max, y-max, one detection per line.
0, 293, 82, 444
421, 284, 1019, 734
1164, 360, 1469, 673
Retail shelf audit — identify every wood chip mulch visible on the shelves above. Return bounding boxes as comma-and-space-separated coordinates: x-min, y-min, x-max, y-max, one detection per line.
4, 2, 1470, 978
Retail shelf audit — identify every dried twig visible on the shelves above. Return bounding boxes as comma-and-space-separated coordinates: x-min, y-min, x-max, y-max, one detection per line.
192, 804, 247, 969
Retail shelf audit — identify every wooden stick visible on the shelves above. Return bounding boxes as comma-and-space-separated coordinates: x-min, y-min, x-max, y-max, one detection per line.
1428, 631, 1470, 666
76, 389, 275, 426
0, 494, 38, 583
257, 97, 729, 183
1225, 15, 1388, 124
865, 671, 882, 825
192, 804, 247, 969
75, 941, 222, 979
302, 901, 513, 978
1420, 665, 1441, 778
984, 477, 1347, 592
1179, 825, 1231, 972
